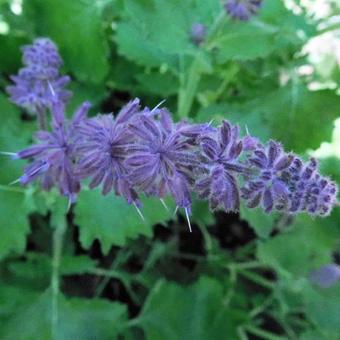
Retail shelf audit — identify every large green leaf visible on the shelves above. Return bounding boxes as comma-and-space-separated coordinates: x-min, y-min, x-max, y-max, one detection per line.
213, 1, 314, 63
24, 0, 109, 83
115, 0, 221, 68
0, 95, 34, 259
239, 204, 277, 239
137, 276, 248, 339
257, 213, 339, 278
74, 189, 175, 254
0, 190, 31, 260
199, 84, 340, 153
0, 290, 127, 340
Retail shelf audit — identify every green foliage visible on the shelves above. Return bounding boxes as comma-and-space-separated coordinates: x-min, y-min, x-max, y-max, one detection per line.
24, 0, 109, 83
239, 204, 277, 238
0, 0, 339, 339
74, 189, 175, 253
137, 276, 248, 339
0, 290, 127, 340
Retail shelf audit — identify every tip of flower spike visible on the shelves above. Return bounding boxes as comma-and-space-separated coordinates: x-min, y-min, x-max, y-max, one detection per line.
0, 151, 19, 160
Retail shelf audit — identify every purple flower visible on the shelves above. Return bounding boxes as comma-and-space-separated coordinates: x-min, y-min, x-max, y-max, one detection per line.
6, 38, 71, 116
224, 0, 262, 21
190, 23, 207, 46
76, 99, 140, 205
196, 121, 244, 211
126, 108, 204, 211
286, 157, 338, 216
310, 264, 340, 288
13, 101, 91, 203
241, 140, 293, 213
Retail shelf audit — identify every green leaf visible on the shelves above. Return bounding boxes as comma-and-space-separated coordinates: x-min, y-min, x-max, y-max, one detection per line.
115, 0, 221, 68
239, 204, 277, 239
304, 285, 340, 335
74, 189, 175, 254
137, 276, 248, 339
216, 21, 278, 62
135, 71, 179, 96
257, 214, 339, 278
0, 34, 29, 74
0, 95, 34, 260
0, 94, 35, 184
0, 290, 127, 340
0, 190, 30, 260
216, 2, 314, 62
202, 84, 340, 153
24, 0, 109, 83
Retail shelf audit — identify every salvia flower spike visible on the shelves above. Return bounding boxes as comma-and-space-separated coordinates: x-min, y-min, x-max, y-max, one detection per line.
6, 38, 71, 128
7, 38, 340, 233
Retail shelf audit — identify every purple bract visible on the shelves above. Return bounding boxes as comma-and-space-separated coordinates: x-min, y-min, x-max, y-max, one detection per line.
13, 101, 91, 203
224, 0, 262, 21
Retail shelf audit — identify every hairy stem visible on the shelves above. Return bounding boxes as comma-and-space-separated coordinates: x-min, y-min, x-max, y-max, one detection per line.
177, 11, 226, 118
51, 216, 66, 340
36, 106, 47, 130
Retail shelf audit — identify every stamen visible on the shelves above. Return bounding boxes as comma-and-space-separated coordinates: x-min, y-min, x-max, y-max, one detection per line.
67, 197, 73, 212
160, 198, 169, 211
10, 178, 21, 185
207, 119, 214, 127
0, 151, 18, 159
185, 207, 192, 233
173, 205, 179, 216
150, 99, 166, 113
48, 80, 56, 96
134, 202, 145, 221
245, 124, 250, 135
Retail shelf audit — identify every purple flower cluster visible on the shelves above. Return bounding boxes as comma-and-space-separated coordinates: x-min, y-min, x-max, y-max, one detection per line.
224, 0, 262, 21
13, 101, 90, 203
190, 23, 207, 46
6, 38, 71, 119
310, 264, 340, 288
5, 38, 339, 224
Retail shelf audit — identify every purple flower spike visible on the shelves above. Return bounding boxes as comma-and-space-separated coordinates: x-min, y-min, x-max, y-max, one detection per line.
126, 108, 202, 211
6, 38, 71, 116
76, 99, 141, 205
224, 0, 262, 21
310, 264, 340, 288
241, 140, 293, 213
14, 102, 91, 203
196, 121, 244, 212
190, 23, 207, 46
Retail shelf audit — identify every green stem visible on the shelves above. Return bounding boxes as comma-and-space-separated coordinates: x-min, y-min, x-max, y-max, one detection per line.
238, 270, 275, 289
230, 261, 266, 270
177, 11, 227, 118
317, 22, 340, 36
51, 217, 66, 340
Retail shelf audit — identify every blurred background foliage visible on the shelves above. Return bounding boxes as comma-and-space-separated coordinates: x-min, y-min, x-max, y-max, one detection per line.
0, 0, 340, 339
